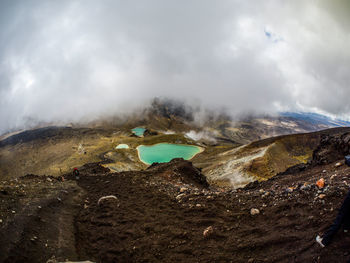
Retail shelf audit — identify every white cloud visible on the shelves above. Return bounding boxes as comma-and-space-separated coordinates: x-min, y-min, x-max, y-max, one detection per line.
1, 0, 350, 133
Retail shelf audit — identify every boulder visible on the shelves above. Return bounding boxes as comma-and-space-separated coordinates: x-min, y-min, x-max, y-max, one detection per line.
318, 194, 326, 199
335, 162, 343, 167
250, 208, 260, 215
179, 187, 188, 193
176, 193, 186, 201
300, 183, 311, 191
316, 178, 325, 189
203, 226, 214, 238
97, 195, 118, 205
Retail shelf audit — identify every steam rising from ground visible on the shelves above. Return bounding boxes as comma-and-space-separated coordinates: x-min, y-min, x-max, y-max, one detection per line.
185, 130, 217, 143
1, 0, 350, 134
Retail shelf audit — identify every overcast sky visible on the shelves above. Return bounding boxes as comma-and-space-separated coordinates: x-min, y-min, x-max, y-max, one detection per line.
1, 0, 350, 133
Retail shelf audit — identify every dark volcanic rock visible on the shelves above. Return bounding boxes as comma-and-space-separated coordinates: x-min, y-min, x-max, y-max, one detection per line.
147, 158, 209, 188
143, 129, 158, 136
312, 132, 350, 165
0, 126, 68, 147
276, 163, 308, 176
0, 126, 115, 147
150, 97, 194, 121
77, 162, 110, 175
5, 148, 350, 262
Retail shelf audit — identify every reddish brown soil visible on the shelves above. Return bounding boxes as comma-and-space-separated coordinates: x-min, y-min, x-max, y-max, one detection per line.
1, 159, 350, 262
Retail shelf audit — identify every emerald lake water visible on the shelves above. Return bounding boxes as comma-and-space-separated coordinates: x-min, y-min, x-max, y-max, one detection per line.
137, 143, 202, 165
132, 127, 146, 137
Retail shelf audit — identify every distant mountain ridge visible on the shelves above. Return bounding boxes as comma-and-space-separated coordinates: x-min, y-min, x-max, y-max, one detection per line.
280, 112, 350, 128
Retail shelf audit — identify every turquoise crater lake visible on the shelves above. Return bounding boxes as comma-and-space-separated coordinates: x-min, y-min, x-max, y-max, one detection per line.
132, 127, 146, 137
137, 143, 203, 165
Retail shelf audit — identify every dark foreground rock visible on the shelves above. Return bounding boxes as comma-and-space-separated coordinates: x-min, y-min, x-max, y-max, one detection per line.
313, 132, 350, 165
0, 175, 84, 263
2, 159, 350, 262
146, 158, 209, 187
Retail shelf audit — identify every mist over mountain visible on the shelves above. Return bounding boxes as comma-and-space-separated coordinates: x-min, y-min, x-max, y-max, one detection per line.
1, 0, 350, 134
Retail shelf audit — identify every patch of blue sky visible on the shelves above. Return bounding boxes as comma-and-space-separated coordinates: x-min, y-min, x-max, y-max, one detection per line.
264, 28, 283, 43
264, 29, 272, 38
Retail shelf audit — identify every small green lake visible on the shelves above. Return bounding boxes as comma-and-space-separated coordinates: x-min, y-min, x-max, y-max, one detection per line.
116, 144, 129, 149
137, 143, 203, 165
132, 127, 146, 137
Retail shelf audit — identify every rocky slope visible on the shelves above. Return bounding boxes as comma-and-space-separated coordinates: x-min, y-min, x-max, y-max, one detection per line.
197, 127, 350, 188
2, 130, 350, 262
